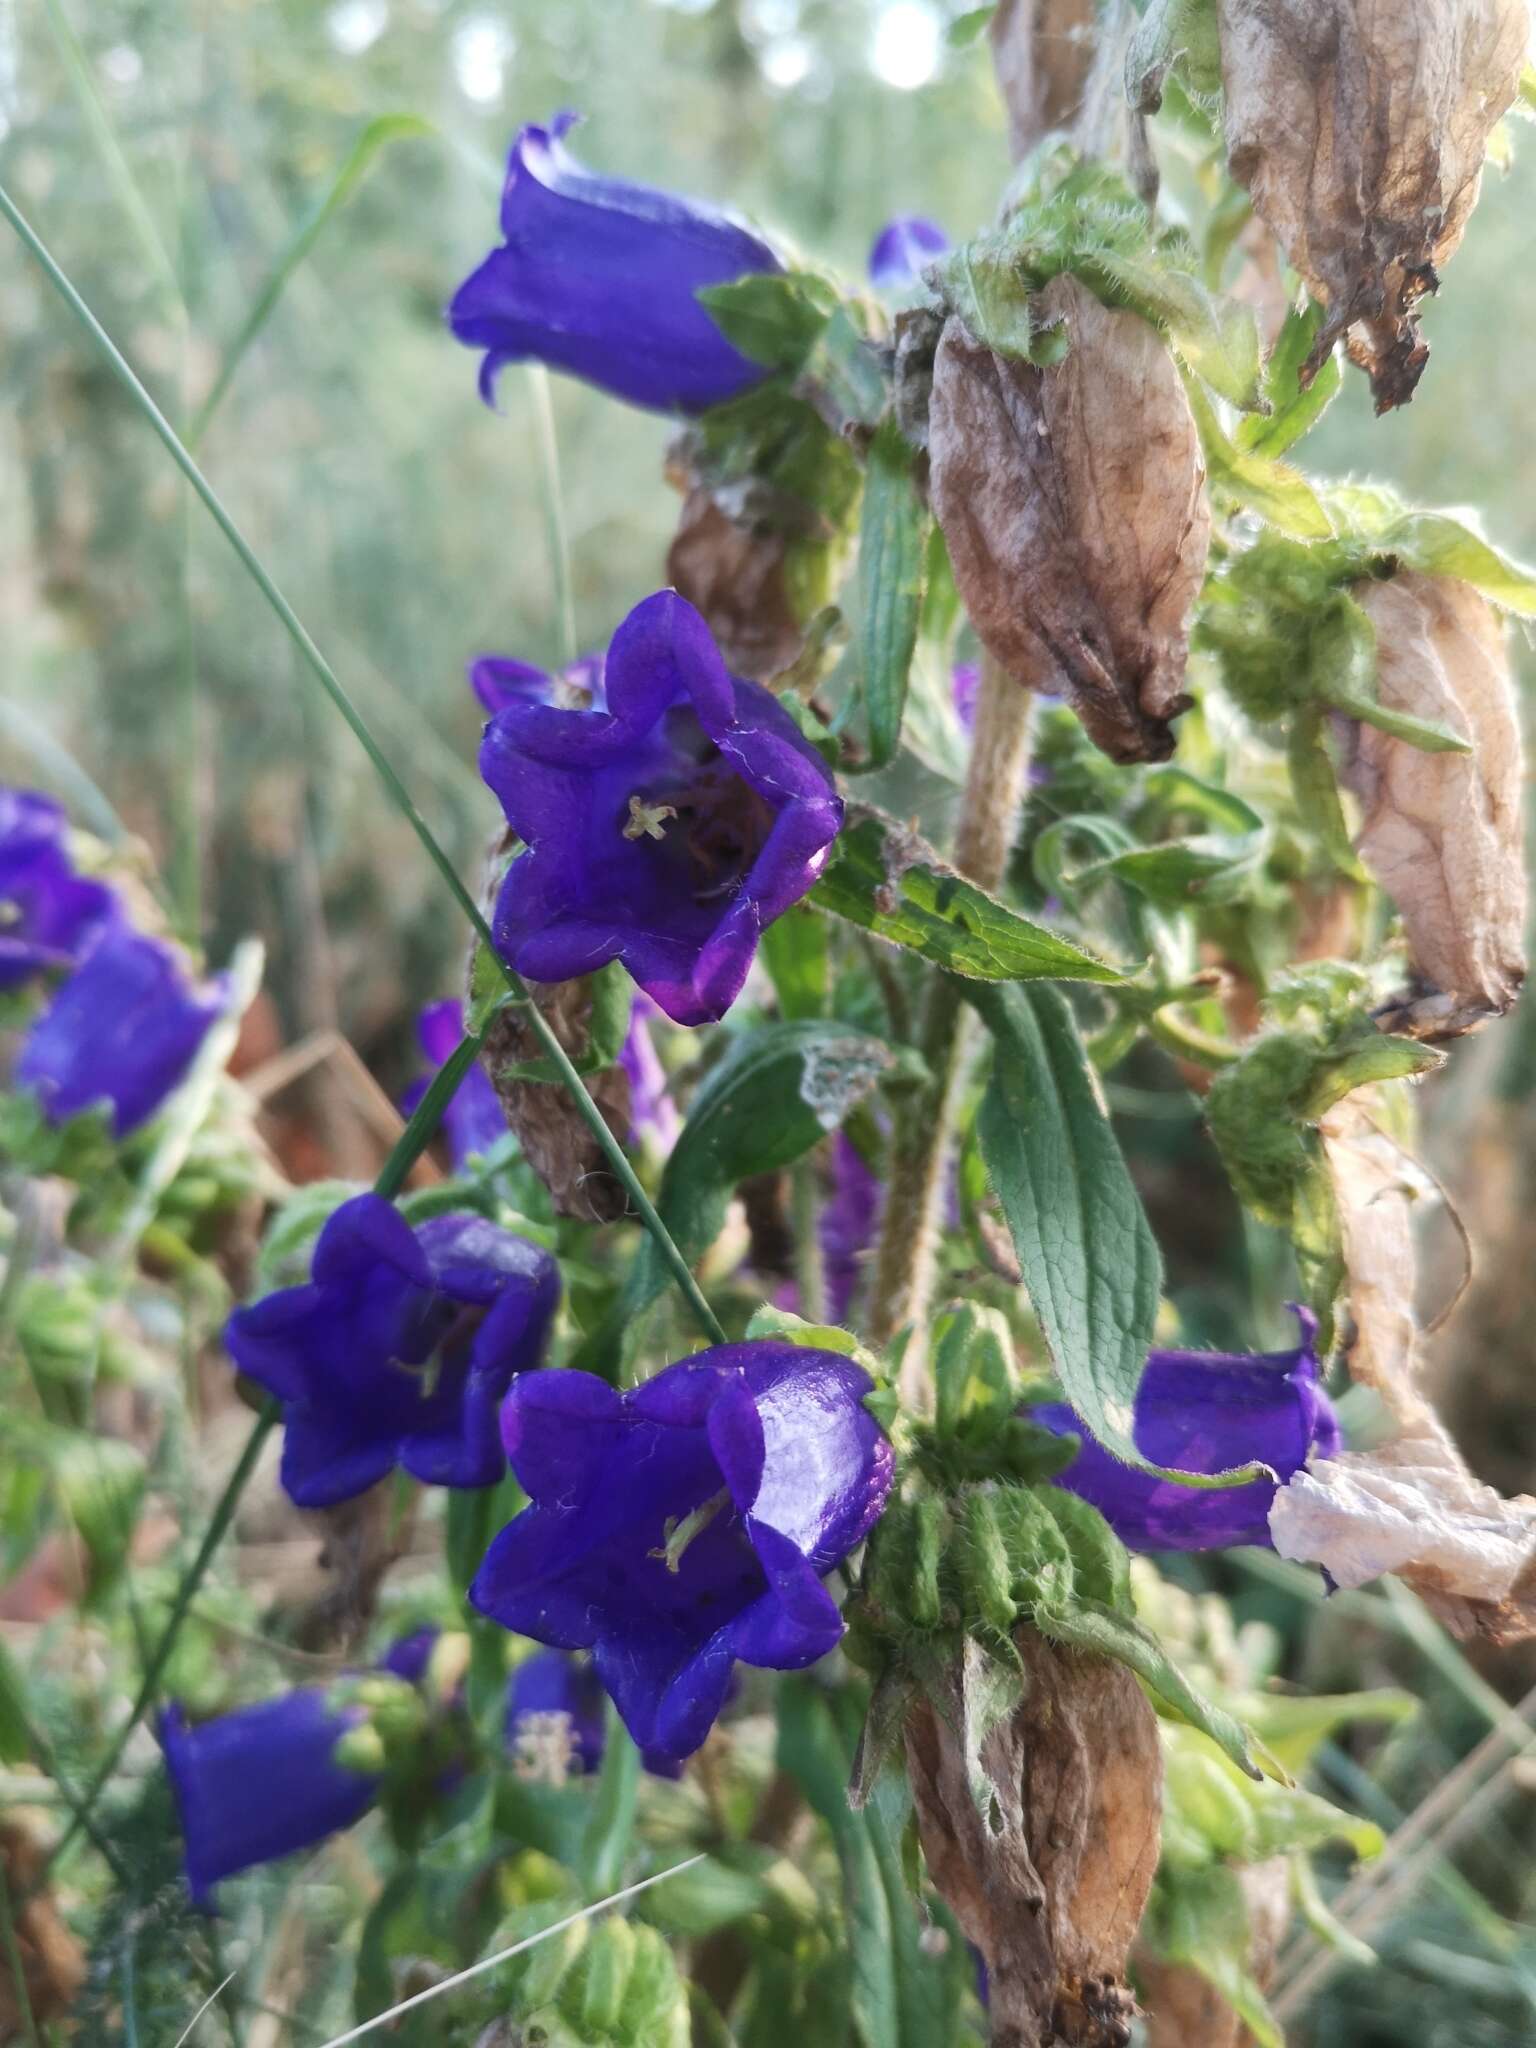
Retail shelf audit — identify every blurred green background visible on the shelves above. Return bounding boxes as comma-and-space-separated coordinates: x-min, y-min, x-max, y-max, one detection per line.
4, 0, 1533, 1059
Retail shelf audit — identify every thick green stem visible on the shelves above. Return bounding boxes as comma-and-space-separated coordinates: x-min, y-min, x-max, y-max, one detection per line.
866, 656, 1034, 1394
791, 1156, 827, 1323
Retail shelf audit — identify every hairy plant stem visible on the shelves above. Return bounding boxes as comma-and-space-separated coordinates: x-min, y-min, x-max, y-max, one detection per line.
867, 656, 1034, 1397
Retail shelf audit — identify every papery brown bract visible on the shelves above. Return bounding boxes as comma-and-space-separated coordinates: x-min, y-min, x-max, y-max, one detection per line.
905, 1628, 1163, 2047
1218, 0, 1527, 410
989, 0, 1097, 160
665, 482, 805, 682
928, 274, 1210, 764
1336, 572, 1526, 1040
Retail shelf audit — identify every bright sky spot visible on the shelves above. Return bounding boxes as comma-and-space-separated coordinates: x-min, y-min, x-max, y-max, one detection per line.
327, 0, 388, 56
761, 34, 813, 89
101, 44, 144, 87
870, 0, 942, 91
453, 17, 516, 104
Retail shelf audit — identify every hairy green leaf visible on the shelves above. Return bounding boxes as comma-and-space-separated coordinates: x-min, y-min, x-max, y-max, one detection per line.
857, 418, 930, 769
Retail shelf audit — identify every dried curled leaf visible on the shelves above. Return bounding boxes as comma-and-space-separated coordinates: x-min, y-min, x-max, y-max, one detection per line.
1337, 572, 1526, 1040
1270, 1418, 1536, 1646
905, 1627, 1163, 2046
990, 0, 1097, 159
928, 274, 1211, 764
1218, 0, 1527, 410
665, 482, 805, 682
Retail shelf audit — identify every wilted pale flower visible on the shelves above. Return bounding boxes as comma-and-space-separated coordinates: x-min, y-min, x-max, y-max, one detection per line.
479, 590, 843, 1027
471, 1341, 894, 1762
867, 214, 949, 291
15, 926, 227, 1137
1029, 1309, 1339, 1550
0, 788, 118, 992
401, 998, 507, 1170
449, 111, 781, 414
225, 1193, 559, 1507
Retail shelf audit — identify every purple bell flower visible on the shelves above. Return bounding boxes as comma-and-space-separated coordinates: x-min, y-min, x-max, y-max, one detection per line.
14, 926, 226, 1137
161, 1691, 376, 1910
400, 998, 507, 1170
867, 215, 949, 292
618, 993, 680, 1150
1030, 1308, 1340, 1551
0, 789, 119, 992
449, 111, 781, 415
471, 651, 607, 718
225, 1193, 559, 1508
479, 590, 843, 1027
470, 1341, 894, 1763
822, 1133, 882, 1324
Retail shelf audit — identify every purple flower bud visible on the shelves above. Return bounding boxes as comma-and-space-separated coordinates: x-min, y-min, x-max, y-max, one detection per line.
479, 590, 843, 1027
161, 1692, 376, 1910
1029, 1308, 1340, 1551
951, 660, 981, 734
0, 789, 119, 992
400, 998, 507, 1171
449, 112, 781, 415
225, 1192, 559, 1508
867, 214, 950, 291
471, 1341, 894, 1763
14, 926, 226, 1137
617, 993, 679, 1150
470, 651, 608, 717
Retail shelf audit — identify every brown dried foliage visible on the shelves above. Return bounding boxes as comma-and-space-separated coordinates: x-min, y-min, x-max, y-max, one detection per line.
928, 274, 1210, 764
479, 974, 632, 1223
1337, 573, 1526, 1040
0, 1818, 85, 2034
665, 483, 805, 682
905, 1630, 1163, 2047
1137, 1859, 1290, 2048
989, 0, 1098, 159
1218, 0, 1527, 409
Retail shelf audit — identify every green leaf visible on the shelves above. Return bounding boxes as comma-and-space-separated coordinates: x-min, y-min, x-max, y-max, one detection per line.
698, 272, 835, 373
1144, 1865, 1283, 2048
1287, 704, 1363, 877
760, 902, 830, 1019
857, 418, 931, 769
814, 808, 1122, 983
0, 1636, 32, 1765
946, 4, 996, 47
1092, 241, 1261, 408
779, 1681, 964, 2048
1312, 593, 1473, 753
1184, 374, 1332, 538
1377, 509, 1536, 615
931, 237, 1052, 361
1238, 301, 1342, 459
1043, 1600, 1261, 1777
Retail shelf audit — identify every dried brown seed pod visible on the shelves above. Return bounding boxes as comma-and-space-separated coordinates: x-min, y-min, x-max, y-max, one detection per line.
665, 482, 805, 682
905, 1629, 1163, 2047
478, 972, 632, 1223
990, 0, 1098, 159
1218, 0, 1528, 410
928, 273, 1211, 764
1336, 571, 1526, 1040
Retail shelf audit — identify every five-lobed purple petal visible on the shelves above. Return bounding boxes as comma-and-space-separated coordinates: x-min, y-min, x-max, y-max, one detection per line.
225, 1192, 559, 1508
479, 590, 843, 1027
1029, 1307, 1341, 1551
449, 111, 781, 415
470, 1340, 894, 1763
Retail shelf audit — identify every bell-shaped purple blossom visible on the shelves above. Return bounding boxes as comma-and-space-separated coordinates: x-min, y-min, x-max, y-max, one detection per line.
14, 926, 226, 1137
1030, 1308, 1340, 1551
471, 651, 607, 718
480, 590, 843, 1028
401, 998, 507, 1171
618, 993, 679, 1150
0, 789, 119, 992
868, 215, 949, 292
822, 1133, 882, 1324
471, 1341, 894, 1763
449, 111, 780, 415
161, 1690, 376, 1909
225, 1193, 559, 1508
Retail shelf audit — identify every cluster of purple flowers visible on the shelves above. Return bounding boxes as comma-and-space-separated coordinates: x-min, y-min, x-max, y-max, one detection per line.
1, 788, 227, 1136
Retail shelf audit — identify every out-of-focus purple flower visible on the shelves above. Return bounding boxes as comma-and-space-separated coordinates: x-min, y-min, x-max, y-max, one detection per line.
479, 590, 843, 1028
14, 926, 226, 1137
951, 660, 980, 734
471, 1341, 894, 1762
0, 789, 119, 992
618, 993, 679, 1150
449, 111, 780, 415
225, 1193, 559, 1508
822, 1133, 882, 1323
1030, 1308, 1340, 1551
868, 214, 950, 291
400, 998, 507, 1171
504, 1648, 607, 1782
161, 1691, 376, 1910
471, 651, 607, 718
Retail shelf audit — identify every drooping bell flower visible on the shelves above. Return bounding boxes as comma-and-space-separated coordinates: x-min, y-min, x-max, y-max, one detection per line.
471, 1341, 894, 1763
1029, 1308, 1340, 1551
225, 1193, 559, 1507
401, 998, 506, 1170
14, 926, 226, 1137
0, 789, 119, 992
449, 111, 781, 415
471, 651, 607, 718
617, 993, 679, 1150
868, 214, 949, 292
479, 590, 843, 1028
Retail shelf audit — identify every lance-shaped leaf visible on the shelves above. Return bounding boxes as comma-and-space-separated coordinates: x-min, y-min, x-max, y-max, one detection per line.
1074, 768, 1269, 908
856, 418, 930, 769
814, 807, 1122, 983
1184, 374, 1332, 540
1236, 300, 1342, 460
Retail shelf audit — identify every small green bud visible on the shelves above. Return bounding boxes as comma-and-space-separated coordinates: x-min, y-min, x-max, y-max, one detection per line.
333, 1721, 387, 1778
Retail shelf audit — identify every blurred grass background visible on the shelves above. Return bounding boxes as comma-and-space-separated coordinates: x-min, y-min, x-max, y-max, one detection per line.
6, 10, 1536, 2036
